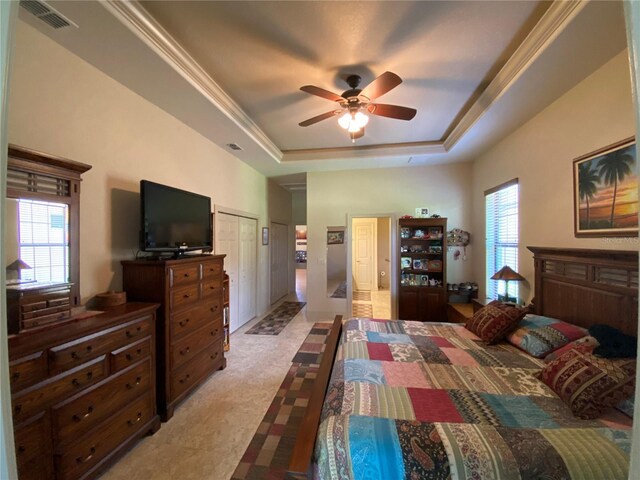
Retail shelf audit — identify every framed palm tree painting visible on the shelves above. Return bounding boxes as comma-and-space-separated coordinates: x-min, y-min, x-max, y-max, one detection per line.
573, 137, 637, 237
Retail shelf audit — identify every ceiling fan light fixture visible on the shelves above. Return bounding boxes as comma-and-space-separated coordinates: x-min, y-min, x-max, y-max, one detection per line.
338, 112, 351, 130
354, 111, 369, 127
338, 110, 368, 132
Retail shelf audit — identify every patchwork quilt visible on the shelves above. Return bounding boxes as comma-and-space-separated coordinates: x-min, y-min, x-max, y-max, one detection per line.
315, 318, 633, 480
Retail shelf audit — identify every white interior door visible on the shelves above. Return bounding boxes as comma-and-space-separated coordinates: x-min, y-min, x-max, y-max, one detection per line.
238, 217, 257, 326
216, 213, 240, 332
352, 218, 376, 291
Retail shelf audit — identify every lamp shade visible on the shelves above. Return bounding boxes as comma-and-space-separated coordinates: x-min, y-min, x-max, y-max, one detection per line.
490, 265, 524, 282
6, 259, 32, 271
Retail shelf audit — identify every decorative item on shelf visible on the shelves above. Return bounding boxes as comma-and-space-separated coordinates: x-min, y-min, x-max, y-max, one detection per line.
430, 213, 441, 218
415, 207, 429, 218
427, 259, 443, 271
5, 259, 33, 285
400, 245, 409, 253
413, 229, 425, 238
428, 245, 442, 254
94, 291, 127, 309
412, 259, 423, 270
400, 215, 414, 219
491, 266, 525, 303
447, 228, 470, 261
401, 257, 412, 269
428, 227, 443, 239
400, 227, 411, 239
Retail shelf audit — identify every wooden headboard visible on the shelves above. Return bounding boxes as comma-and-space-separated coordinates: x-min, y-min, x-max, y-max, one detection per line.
528, 247, 638, 336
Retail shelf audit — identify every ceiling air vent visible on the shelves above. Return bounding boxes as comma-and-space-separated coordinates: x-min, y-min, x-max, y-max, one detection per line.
20, 0, 78, 30
226, 143, 243, 151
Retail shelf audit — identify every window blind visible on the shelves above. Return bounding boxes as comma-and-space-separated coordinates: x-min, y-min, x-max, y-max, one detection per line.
486, 181, 519, 300
18, 199, 69, 284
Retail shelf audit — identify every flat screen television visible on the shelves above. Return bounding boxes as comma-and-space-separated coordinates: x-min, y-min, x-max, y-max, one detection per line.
140, 180, 212, 254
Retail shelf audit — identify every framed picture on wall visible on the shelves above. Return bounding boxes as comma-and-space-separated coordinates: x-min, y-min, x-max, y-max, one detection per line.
573, 137, 637, 237
327, 230, 344, 245
262, 227, 269, 245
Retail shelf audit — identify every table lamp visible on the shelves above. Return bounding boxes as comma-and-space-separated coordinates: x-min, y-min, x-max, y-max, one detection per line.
6, 259, 32, 285
491, 265, 524, 303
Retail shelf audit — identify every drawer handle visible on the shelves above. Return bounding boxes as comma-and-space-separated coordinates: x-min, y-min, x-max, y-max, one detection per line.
179, 374, 190, 384
17, 445, 26, 454
127, 411, 143, 427
183, 293, 191, 299
126, 326, 142, 338
14, 404, 22, 415
72, 371, 93, 387
183, 272, 190, 277
72, 405, 94, 422
209, 285, 216, 290
210, 329, 218, 336
126, 376, 142, 389
76, 447, 96, 465
179, 318, 190, 327
11, 371, 20, 381
180, 347, 190, 356
210, 306, 218, 313
210, 352, 219, 360
125, 348, 143, 361
71, 345, 93, 359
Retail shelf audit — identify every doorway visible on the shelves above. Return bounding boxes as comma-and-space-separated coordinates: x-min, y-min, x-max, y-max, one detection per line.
216, 211, 258, 332
350, 216, 392, 319
270, 221, 289, 304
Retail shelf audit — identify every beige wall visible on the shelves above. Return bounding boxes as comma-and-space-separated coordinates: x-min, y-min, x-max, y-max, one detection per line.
472, 50, 636, 302
307, 162, 473, 313
292, 191, 307, 225
268, 179, 294, 293
377, 217, 391, 289
7, 20, 288, 315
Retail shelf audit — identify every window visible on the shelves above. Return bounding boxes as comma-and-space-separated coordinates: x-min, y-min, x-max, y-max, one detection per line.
485, 179, 519, 300
18, 199, 70, 284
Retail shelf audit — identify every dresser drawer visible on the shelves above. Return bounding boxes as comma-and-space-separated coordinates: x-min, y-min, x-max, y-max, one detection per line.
169, 264, 200, 288
170, 301, 221, 339
110, 336, 152, 372
15, 412, 53, 480
48, 315, 152, 374
171, 343, 223, 400
202, 279, 222, 299
170, 283, 199, 310
10, 351, 48, 392
56, 393, 154, 480
52, 359, 151, 445
170, 321, 222, 369
13, 356, 107, 423
201, 261, 222, 280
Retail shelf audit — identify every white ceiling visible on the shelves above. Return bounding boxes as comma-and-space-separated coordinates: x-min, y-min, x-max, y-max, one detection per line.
16, 1, 628, 185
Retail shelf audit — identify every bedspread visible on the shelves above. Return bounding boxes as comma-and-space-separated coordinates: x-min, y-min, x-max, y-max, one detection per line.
315, 318, 632, 480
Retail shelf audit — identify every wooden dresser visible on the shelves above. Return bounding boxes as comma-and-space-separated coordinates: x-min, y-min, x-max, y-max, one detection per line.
8, 303, 160, 480
121, 255, 227, 420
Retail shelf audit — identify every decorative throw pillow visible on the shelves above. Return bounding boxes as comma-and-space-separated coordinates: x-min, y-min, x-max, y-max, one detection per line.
506, 314, 588, 358
539, 348, 636, 419
543, 335, 599, 362
465, 301, 527, 344
588, 324, 637, 359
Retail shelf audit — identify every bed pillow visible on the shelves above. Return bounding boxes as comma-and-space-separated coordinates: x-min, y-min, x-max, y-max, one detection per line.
539, 347, 636, 419
588, 324, 637, 358
543, 335, 599, 362
465, 300, 527, 344
506, 314, 588, 358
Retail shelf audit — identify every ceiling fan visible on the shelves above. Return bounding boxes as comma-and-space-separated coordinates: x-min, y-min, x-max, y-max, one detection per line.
298, 71, 417, 142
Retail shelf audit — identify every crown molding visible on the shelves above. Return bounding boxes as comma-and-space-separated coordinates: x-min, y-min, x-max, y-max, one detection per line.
442, 0, 586, 151
102, 0, 585, 164
101, 0, 283, 164
281, 141, 445, 162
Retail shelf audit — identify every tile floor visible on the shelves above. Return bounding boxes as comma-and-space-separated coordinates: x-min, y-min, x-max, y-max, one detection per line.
101, 269, 331, 480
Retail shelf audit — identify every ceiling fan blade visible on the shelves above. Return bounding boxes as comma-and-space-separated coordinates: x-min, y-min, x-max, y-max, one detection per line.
360, 71, 402, 100
300, 85, 344, 102
367, 103, 416, 121
299, 110, 340, 127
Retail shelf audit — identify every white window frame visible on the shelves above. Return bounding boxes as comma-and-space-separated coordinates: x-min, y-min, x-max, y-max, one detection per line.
485, 179, 519, 301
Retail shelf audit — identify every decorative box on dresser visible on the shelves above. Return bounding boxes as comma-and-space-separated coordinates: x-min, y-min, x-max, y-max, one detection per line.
8, 303, 160, 480
398, 217, 448, 322
121, 254, 227, 420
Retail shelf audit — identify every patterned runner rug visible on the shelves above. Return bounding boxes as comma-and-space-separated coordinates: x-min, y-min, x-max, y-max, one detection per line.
231, 322, 333, 479
330, 281, 347, 298
245, 301, 306, 335
353, 290, 371, 301
352, 302, 373, 317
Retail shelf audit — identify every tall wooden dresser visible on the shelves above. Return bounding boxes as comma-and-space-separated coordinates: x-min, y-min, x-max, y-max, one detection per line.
8, 303, 160, 480
121, 255, 227, 420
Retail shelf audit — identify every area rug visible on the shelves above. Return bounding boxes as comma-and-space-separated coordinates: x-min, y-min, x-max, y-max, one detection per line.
352, 302, 373, 317
330, 281, 347, 298
352, 290, 371, 301
245, 301, 306, 335
231, 322, 333, 480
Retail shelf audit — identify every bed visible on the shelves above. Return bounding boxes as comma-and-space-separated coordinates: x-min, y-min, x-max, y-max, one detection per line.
288, 247, 638, 479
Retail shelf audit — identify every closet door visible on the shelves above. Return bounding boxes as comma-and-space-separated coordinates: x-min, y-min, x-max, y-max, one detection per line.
238, 217, 257, 327
270, 222, 289, 304
216, 213, 240, 332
